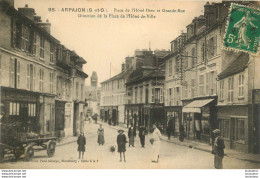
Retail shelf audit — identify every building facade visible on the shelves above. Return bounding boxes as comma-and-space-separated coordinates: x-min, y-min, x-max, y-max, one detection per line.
125, 50, 170, 132
100, 60, 132, 126
0, 0, 88, 138
163, 1, 259, 153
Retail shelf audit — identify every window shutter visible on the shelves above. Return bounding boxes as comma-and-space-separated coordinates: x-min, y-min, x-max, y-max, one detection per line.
33, 66, 36, 91
11, 18, 16, 48
152, 88, 155, 103
10, 58, 14, 88
26, 64, 30, 90
160, 88, 163, 103
17, 60, 20, 88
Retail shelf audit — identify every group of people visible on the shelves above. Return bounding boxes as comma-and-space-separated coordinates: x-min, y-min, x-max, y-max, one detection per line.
77, 124, 105, 159
77, 123, 225, 168
117, 124, 162, 163
117, 124, 148, 162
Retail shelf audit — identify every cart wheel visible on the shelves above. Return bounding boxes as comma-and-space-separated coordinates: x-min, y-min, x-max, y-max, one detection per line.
47, 141, 56, 157
24, 145, 34, 161
0, 146, 4, 162
14, 147, 23, 160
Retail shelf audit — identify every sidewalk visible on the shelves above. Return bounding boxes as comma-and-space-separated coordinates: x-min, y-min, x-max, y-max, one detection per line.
101, 121, 260, 164
56, 136, 77, 147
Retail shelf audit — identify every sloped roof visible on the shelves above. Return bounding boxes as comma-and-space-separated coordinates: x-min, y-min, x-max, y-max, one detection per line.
218, 53, 249, 80
100, 67, 133, 84
126, 63, 165, 85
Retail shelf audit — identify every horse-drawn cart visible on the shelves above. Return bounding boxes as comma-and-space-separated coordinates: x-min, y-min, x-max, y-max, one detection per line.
0, 122, 57, 162
0, 135, 57, 162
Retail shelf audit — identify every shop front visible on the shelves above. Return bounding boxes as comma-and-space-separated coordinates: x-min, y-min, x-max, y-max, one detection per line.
145, 104, 164, 133
164, 106, 182, 137
55, 100, 66, 137
125, 104, 143, 128
217, 105, 249, 153
182, 97, 217, 143
1, 87, 55, 135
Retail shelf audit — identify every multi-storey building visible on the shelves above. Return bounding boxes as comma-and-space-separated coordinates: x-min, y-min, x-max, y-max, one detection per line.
164, 33, 186, 137
100, 58, 133, 126
217, 52, 260, 153
125, 50, 170, 132
164, 1, 259, 153
164, 2, 230, 143
0, 0, 88, 137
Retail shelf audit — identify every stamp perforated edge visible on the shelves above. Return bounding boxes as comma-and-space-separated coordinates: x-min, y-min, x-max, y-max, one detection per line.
222, 3, 260, 55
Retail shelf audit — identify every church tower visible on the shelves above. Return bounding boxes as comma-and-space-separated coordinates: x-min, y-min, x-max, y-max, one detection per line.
91, 71, 98, 87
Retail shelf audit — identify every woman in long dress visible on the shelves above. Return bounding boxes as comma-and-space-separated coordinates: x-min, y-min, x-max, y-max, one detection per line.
97, 124, 105, 145
151, 124, 162, 163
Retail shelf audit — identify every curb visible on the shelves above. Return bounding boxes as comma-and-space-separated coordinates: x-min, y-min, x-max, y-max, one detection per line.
161, 137, 260, 164
56, 139, 77, 147
103, 122, 260, 164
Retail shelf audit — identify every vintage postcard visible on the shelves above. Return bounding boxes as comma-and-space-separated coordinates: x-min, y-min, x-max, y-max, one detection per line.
0, 0, 260, 172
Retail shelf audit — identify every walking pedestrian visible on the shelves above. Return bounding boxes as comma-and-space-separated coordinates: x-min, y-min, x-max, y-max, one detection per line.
97, 124, 105, 145
151, 124, 162, 163
128, 124, 136, 147
77, 131, 86, 159
139, 125, 147, 148
117, 129, 127, 162
212, 129, 225, 169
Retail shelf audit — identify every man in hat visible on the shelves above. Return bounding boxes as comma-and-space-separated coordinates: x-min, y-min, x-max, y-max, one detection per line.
128, 124, 136, 147
117, 129, 127, 162
139, 125, 147, 148
77, 131, 86, 159
212, 129, 225, 169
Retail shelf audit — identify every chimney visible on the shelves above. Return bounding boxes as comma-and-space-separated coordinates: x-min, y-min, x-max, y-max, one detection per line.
3, 0, 14, 6
34, 15, 42, 23
125, 57, 133, 69
18, 4, 36, 21
37, 19, 51, 33
121, 63, 125, 72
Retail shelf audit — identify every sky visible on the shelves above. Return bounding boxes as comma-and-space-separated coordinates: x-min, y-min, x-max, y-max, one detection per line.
15, 0, 206, 86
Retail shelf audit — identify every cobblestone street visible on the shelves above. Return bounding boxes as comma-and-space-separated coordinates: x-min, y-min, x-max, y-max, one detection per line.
1, 122, 259, 169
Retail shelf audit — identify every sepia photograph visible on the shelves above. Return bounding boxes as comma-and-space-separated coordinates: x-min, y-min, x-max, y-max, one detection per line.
0, 0, 259, 173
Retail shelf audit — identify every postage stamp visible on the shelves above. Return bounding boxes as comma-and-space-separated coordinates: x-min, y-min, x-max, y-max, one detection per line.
223, 3, 260, 54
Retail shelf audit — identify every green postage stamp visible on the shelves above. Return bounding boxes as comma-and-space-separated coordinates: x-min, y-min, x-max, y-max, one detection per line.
223, 3, 260, 54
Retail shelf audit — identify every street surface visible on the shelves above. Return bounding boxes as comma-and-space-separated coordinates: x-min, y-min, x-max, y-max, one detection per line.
1, 122, 259, 169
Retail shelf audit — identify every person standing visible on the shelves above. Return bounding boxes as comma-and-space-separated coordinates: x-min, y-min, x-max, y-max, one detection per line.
212, 129, 225, 169
128, 125, 136, 147
97, 124, 105, 145
77, 131, 86, 159
166, 118, 174, 140
117, 129, 127, 162
179, 125, 185, 142
139, 125, 147, 148
151, 124, 162, 163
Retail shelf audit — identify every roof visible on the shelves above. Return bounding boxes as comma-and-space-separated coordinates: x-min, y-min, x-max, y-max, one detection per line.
1, 1, 59, 44
100, 67, 133, 84
154, 51, 171, 58
126, 64, 165, 85
218, 53, 249, 80
70, 51, 87, 64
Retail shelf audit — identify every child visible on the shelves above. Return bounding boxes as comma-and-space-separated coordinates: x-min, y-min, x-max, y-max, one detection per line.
117, 129, 127, 162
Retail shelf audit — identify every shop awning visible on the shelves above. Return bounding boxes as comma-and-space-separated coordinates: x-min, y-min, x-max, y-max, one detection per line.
182, 99, 214, 113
